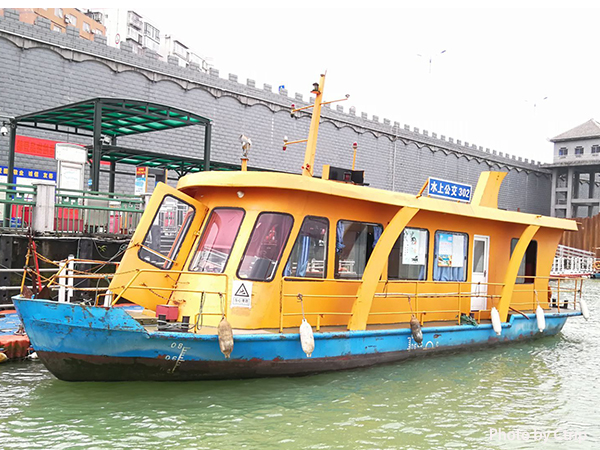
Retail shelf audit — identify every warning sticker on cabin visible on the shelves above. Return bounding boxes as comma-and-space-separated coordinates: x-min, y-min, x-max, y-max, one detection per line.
231, 281, 252, 308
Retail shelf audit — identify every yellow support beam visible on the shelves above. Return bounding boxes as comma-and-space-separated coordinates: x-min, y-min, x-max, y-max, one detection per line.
471, 171, 507, 208
497, 225, 540, 321
347, 207, 419, 331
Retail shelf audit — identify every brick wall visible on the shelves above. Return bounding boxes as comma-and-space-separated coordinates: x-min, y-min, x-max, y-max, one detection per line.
0, 11, 551, 214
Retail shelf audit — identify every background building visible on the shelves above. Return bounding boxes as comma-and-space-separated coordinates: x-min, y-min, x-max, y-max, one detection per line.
86, 9, 210, 71
547, 119, 600, 218
8, 8, 105, 39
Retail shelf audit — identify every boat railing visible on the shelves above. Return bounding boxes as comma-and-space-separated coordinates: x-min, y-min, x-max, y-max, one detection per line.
279, 276, 585, 331
14, 254, 120, 302
106, 269, 229, 323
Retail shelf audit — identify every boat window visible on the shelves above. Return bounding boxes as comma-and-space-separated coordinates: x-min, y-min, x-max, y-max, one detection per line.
284, 216, 329, 279
433, 231, 468, 282
335, 220, 383, 279
138, 195, 195, 270
510, 239, 537, 284
238, 212, 294, 281
388, 227, 429, 281
189, 208, 245, 273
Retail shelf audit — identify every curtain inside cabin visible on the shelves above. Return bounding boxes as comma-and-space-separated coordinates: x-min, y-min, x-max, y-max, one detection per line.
432, 231, 468, 282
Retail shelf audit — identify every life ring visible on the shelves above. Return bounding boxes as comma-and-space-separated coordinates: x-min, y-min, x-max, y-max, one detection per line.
594, 261, 600, 271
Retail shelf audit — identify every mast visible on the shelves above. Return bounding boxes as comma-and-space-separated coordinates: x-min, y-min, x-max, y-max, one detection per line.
302, 74, 326, 177
286, 73, 348, 177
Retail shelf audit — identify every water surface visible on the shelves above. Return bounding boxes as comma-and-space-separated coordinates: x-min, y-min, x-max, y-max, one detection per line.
1, 281, 599, 449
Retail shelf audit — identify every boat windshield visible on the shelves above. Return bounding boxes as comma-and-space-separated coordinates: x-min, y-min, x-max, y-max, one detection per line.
189, 208, 245, 273
238, 212, 294, 281
138, 195, 195, 270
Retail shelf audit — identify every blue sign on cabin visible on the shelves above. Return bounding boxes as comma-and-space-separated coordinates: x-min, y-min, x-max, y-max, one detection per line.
427, 177, 472, 203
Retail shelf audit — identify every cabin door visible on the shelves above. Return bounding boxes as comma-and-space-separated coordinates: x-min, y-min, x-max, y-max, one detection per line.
471, 235, 490, 311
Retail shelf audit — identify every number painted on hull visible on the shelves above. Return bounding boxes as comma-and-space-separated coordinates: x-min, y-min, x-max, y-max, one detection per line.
166, 342, 190, 373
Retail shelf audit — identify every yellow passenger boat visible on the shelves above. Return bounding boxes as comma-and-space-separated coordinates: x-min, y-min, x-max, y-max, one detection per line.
13, 74, 588, 381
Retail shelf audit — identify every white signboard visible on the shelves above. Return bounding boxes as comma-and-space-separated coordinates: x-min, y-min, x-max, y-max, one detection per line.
231, 280, 252, 308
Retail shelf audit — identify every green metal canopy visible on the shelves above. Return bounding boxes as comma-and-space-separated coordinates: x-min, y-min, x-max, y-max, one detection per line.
6, 98, 213, 193
15, 98, 211, 137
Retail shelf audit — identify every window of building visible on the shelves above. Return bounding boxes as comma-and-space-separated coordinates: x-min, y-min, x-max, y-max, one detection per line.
55, 8, 64, 18
432, 231, 468, 282
138, 196, 195, 270
127, 11, 143, 29
575, 146, 584, 157
284, 216, 329, 279
335, 220, 383, 279
65, 14, 77, 26
173, 41, 188, 58
52, 25, 62, 33
238, 213, 294, 281
388, 227, 429, 281
592, 145, 599, 155
510, 239, 537, 284
144, 22, 160, 41
190, 208, 245, 273
82, 22, 91, 33
558, 147, 568, 157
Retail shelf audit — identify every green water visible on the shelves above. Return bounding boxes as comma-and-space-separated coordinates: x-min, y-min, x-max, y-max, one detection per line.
1, 282, 599, 450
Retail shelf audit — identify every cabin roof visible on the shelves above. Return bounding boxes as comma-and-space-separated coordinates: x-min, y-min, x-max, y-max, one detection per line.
177, 171, 577, 231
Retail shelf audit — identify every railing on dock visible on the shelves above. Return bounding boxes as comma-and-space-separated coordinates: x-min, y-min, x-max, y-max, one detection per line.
551, 245, 595, 277
0, 183, 145, 236
0, 182, 36, 230
55, 188, 144, 234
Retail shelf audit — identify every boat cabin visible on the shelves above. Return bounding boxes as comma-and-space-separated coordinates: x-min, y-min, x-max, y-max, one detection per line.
109, 169, 576, 333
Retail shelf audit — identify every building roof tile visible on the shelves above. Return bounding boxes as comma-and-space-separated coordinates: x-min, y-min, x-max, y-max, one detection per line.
551, 119, 600, 142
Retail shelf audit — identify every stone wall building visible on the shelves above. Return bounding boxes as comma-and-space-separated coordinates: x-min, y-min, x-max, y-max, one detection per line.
0, 9, 553, 215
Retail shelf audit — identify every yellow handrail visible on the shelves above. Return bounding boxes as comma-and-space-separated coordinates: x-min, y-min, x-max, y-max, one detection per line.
280, 275, 585, 332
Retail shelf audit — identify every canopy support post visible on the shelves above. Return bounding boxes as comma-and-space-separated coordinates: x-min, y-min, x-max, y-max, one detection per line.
108, 136, 117, 195
203, 122, 211, 171
4, 120, 17, 227
91, 101, 102, 191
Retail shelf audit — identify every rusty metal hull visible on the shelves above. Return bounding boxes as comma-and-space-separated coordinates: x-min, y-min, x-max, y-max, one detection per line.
13, 297, 580, 382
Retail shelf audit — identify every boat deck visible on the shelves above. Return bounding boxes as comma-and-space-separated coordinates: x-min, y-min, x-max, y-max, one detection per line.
125, 307, 576, 335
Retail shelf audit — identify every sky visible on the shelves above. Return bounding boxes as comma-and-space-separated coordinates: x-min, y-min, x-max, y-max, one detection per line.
106, 1, 600, 163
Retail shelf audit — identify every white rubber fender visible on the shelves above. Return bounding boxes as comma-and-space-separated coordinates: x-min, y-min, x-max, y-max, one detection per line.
217, 317, 234, 359
535, 305, 546, 332
581, 298, 590, 321
491, 307, 502, 336
299, 319, 315, 357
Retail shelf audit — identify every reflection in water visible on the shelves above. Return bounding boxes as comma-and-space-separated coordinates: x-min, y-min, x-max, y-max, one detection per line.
1, 281, 599, 450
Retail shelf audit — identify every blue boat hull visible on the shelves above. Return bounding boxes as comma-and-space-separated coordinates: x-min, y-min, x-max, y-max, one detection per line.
13, 297, 581, 381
